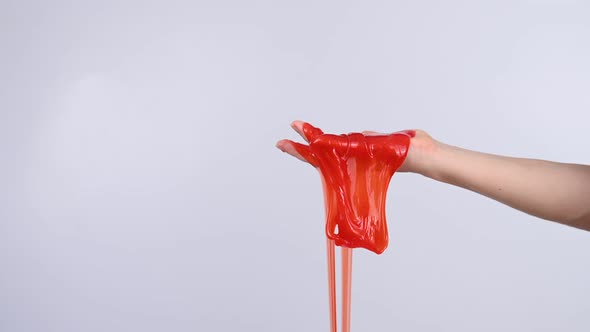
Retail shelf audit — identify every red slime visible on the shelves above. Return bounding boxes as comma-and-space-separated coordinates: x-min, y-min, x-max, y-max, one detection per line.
278, 121, 413, 332
291, 122, 413, 254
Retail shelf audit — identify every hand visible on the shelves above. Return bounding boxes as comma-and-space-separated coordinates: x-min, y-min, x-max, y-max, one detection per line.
276, 121, 436, 174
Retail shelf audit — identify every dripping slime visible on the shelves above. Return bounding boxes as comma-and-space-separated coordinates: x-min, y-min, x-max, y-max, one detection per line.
277, 121, 413, 332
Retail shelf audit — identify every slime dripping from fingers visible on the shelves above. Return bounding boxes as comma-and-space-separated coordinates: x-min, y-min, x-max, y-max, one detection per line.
278, 121, 412, 331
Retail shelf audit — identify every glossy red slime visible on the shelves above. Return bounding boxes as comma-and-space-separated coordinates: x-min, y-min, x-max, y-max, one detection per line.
293, 123, 413, 254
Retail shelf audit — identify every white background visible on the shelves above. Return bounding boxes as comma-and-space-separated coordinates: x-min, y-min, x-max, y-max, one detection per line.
1, 1, 589, 331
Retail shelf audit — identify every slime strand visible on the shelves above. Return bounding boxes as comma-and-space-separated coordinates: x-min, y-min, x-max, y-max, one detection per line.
326, 239, 337, 332
341, 247, 353, 332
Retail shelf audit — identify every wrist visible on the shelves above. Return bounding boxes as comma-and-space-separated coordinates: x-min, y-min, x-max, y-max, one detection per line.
399, 130, 441, 177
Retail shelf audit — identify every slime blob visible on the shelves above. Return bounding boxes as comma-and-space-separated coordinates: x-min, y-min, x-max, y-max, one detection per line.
277, 121, 413, 332
284, 122, 413, 254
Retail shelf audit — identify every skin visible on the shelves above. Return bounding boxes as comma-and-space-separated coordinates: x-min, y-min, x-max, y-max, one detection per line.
277, 121, 590, 232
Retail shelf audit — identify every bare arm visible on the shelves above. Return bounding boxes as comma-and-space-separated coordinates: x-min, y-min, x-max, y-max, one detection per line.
277, 122, 590, 231
402, 131, 590, 231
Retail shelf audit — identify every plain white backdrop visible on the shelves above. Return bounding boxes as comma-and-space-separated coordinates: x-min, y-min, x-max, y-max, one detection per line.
1, 1, 589, 331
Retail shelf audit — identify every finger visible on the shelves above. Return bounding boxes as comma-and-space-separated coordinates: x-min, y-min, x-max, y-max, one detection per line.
291, 120, 324, 142
290, 121, 309, 142
362, 130, 384, 136
276, 139, 306, 162
276, 139, 318, 166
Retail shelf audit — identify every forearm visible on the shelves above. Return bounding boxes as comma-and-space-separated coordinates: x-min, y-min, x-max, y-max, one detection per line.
415, 139, 590, 230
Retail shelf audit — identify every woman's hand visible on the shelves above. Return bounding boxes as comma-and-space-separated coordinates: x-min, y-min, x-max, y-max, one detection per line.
276, 120, 435, 174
